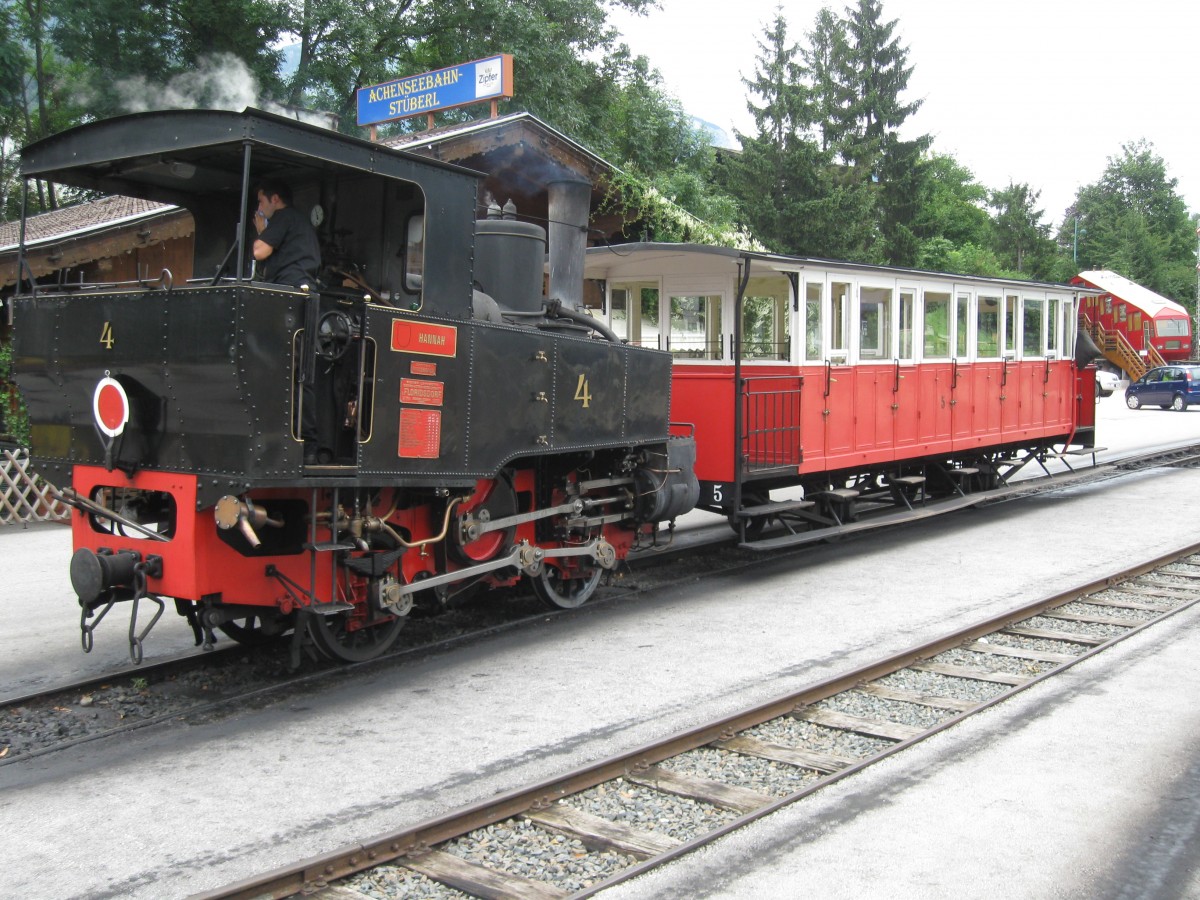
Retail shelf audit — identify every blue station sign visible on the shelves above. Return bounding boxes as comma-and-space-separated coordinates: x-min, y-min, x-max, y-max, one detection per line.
357, 54, 514, 127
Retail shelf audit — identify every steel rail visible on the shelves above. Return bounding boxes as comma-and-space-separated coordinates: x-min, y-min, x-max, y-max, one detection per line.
193, 539, 1200, 900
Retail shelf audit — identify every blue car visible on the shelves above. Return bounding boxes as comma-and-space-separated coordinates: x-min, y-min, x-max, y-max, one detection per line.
1125, 365, 1200, 411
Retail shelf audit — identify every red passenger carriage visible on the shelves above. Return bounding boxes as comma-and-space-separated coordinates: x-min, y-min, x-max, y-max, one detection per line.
1074, 269, 1192, 374
584, 245, 1099, 544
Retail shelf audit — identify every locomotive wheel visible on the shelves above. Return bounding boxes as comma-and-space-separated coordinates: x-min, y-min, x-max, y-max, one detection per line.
308, 611, 405, 662
452, 474, 518, 563
531, 562, 602, 610
217, 612, 290, 646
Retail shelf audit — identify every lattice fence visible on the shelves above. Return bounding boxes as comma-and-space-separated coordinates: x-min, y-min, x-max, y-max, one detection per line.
0, 446, 69, 525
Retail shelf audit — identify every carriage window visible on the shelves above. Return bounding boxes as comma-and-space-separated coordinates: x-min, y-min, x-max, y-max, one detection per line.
923, 291, 951, 358
805, 282, 823, 361
1131, 311, 1142, 332
1005, 294, 1018, 355
977, 295, 1000, 357
1023, 298, 1044, 356
1117, 303, 1127, 322
830, 281, 850, 358
859, 286, 892, 360
742, 275, 790, 360
404, 214, 424, 292
670, 294, 722, 359
1046, 297, 1059, 354
956, 293, 970, 357
898, 290, 915, 360
611, 282, 660, 349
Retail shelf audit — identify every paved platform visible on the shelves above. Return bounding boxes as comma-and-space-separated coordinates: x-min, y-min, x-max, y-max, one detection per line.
1, 465, 1198, 899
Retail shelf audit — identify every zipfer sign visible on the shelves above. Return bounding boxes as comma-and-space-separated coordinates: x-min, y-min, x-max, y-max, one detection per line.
357, 54, 514, 127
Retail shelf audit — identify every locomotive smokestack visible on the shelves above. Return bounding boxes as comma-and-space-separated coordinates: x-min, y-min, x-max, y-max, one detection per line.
547, 178, 591, 311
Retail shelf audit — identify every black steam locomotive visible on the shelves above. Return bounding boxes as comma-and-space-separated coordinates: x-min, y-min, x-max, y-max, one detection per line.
11, 108, 698, 663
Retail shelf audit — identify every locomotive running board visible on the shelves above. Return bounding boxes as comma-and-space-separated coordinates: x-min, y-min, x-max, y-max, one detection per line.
740, 462, 1117, 552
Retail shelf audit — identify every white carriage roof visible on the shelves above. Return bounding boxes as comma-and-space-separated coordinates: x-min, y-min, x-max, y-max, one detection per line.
584, 243, 1094, 293
1076, 270, 1188, 318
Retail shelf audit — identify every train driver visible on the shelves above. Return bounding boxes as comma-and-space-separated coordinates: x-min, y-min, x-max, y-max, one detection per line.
252, 178, 321, 289
252, 178, 325, 463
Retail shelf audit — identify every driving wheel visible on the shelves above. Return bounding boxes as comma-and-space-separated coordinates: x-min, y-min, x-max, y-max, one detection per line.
531, 561, 602, 610
307, 609, 405, 662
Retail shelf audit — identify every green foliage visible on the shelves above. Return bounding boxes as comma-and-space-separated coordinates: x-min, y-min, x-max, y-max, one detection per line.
0, 338, 30, 447
599, 167, 749, 247
830, 0, 923, 172
911, 154, 990, 246
916, 238, 1016, 279
988, 181, 1058, 278
724, 1, 928, 266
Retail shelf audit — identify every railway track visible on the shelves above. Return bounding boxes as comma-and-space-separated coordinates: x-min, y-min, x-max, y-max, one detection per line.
194, 542, 1200, 900
6, 441, 1200, 766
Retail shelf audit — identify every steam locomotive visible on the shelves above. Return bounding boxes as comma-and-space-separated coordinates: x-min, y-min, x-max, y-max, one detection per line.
11, 108, 699, 663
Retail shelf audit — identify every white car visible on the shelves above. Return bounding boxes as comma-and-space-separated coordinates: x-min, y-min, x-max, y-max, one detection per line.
1095, 369, 1121, 398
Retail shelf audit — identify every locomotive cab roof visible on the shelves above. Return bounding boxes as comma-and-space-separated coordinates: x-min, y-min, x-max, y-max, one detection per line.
19, 106, 480, 199
17, 107, 486, 315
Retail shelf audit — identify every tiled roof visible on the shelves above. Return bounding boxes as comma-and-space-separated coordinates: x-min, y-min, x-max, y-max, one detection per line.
0, 196, 179, 251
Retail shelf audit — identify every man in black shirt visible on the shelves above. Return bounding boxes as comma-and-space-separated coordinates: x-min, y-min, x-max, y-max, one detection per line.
252, 179, 324, 462
252, 179, 320, 288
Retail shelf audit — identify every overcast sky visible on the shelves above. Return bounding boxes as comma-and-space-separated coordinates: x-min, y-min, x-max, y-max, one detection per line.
608, 0, 1200, 230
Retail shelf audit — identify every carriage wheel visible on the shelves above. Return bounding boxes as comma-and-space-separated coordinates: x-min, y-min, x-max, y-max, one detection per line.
307, 610, 406, 662
727, 492, 769, 540
531, 562, 602, 610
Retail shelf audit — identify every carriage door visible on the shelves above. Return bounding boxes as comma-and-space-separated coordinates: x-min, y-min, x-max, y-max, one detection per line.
855, 282, 895, 455
893, 288, 920, 452
1000, 293, 1021, 438
822, 279, 855, 464
917, 289, 953, 455
1019, 295, 1046, 438
974, 293, 1003, 444
950, 290, 975, 447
